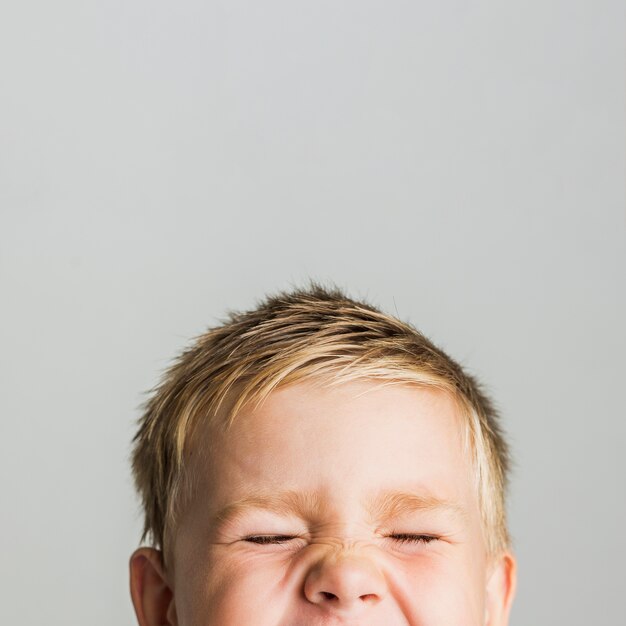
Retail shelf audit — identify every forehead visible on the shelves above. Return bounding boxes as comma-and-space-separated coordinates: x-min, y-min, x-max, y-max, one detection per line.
189, 380, 478, 515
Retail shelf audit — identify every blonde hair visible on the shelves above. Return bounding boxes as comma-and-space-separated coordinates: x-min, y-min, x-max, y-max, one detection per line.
131, 284, 511, 559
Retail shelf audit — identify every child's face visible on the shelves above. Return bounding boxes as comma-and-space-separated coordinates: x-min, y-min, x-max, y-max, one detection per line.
132, 379, 515, 625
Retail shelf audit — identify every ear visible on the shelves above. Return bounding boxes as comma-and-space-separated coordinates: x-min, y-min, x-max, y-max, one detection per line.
129, 547, 178, 626
484, 551, 517, 626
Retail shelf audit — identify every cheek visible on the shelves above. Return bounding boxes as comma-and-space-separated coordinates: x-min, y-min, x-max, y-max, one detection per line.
177, 550, 487, 626
174, 547, 294, 626
389, 553, 487, 623
173, 537, 489, 626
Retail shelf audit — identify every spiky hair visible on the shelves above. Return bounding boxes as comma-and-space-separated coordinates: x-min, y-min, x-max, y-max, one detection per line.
131, 283, 510, 559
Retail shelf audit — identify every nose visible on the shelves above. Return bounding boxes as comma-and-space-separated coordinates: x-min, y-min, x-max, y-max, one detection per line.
303, 551, 387, 613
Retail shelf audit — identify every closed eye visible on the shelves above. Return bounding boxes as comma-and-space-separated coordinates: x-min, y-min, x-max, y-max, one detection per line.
243, 535, 299, 544
243, 533, 439, 545
388, 533, 439, 544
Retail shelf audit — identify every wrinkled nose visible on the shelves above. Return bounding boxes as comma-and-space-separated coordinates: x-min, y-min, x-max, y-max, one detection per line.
303, 552, 386, 613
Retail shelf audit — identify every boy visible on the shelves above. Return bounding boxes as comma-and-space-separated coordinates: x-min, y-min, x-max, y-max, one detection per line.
129, 284, 517, 625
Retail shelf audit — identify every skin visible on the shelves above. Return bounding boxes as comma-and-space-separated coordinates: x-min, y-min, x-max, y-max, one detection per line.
130, 379, 516, 625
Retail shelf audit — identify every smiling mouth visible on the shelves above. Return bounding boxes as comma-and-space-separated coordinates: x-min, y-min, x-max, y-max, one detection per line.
286, 616, 398, 626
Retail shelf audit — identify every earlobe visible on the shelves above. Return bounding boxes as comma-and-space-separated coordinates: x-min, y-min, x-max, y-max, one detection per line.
129, 547, 177, 626
485, 551, 517, 626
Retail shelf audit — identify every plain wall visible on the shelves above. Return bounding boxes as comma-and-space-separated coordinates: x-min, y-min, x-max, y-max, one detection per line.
1, 1, 624, 624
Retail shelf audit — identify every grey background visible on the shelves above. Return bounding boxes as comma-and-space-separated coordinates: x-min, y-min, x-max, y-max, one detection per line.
1, 1, 624, 625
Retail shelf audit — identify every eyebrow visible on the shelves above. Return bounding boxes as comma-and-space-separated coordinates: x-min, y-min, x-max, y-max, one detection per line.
212, 490, 324, 527
365, 489, 466, 525
211, 488, 465, 529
